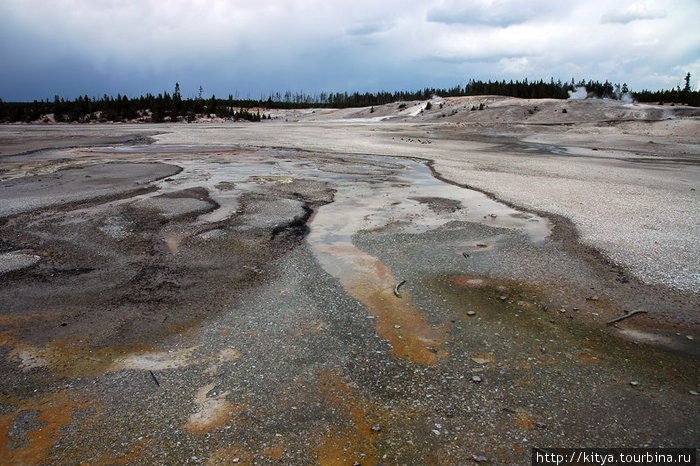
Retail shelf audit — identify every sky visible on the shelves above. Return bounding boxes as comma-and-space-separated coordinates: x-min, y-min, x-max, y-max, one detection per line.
1, 0, 699, 101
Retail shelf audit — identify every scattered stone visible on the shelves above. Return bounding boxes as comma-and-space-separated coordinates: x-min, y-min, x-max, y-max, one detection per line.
371, 424, 381, 432
689, 390, 698, 396
466, 311, 476, 316
586, 295, 600, 301
559, 308, 566, 313
394, 324, 401, 329
499, 296, 508, 301
630, 381, 639, 387
472, 376, 482, 383
573, 307, 579, 312
353, 462, 361, 466
432, 429, 441, 435
473, 454, 488, 463
686, 335, 693, 340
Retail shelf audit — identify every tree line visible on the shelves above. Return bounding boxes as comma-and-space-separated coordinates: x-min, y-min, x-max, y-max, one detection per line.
633, 73, 699, 106
0, 75, 697, 123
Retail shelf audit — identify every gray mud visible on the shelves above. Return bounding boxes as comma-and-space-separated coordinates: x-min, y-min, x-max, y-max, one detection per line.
0, 132, 698, 464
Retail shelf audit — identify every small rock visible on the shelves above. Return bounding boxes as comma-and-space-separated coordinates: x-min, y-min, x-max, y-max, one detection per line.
573, 307, 579, 312
476, 243, 488, 248
394, 325, 401, 329
689, 390, 698, 396
353, 462, 361, 466
232, 459, 239, 463
586, 295, 600, 301
432, 429, 441, 435
499, 296, 508, 301
435, 423, 442, 428
559, 308, 566, 313
540, 347, 546, 353
473, 455, 488, 463
630, 381, 639, 387
686, 335, 693, 340
371, 424, 381, 432
466, 311, 476, 316
472, 375, 482, 383
543, 305, 549, 311
535, 421, 547, 429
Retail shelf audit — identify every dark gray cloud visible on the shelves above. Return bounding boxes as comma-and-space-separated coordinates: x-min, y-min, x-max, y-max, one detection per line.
426, 0, 563, 26
0, 0, 698, 101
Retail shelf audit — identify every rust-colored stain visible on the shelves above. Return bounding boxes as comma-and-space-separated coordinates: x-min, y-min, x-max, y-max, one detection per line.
0, 390, 97, 464
0, 312, 62, 327
516, 361, 531, 371
261, 441, 284, 460
450, 275, 492, 288
513, 409, 534, 431
317, 243, 446, 365
184, 383, 241, 435
577, 351, 605, 364
7, 338, 153, 378
207, 444, 254, 465
314, 371, 381, 465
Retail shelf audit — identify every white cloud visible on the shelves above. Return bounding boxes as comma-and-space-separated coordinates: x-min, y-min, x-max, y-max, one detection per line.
601, 2, 667, 24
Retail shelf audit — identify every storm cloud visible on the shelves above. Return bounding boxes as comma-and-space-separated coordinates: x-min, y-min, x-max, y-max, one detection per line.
1, 0, 698, 101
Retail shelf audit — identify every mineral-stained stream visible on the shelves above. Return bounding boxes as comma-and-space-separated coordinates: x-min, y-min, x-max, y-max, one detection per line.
1, 144, 697, 464
86, 146, 551, 364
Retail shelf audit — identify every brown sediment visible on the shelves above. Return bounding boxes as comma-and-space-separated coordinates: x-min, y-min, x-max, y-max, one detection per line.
7, 338, 153, 377
317, 243, 446, 365
513, 409, 534, 431
0, 390, 97, 464
313, 371, 382, 465
207, 444, 255, 465
261, 441, 285, 460
184, 383, 241, 434
576, 350, 605, 364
